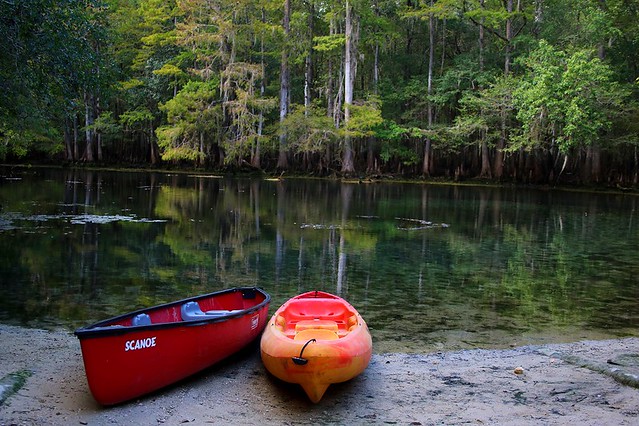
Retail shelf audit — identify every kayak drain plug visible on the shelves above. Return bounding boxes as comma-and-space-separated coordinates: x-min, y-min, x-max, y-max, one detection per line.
292, 339, 316, 365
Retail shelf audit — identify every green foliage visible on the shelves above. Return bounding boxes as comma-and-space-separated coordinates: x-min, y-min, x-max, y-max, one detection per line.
375, 120, 421, 165
401, 0, 462, 21
116, 108, 151, 141
560, 51, 626, 147
0, 120, 64, 160
131, 0, 179, 71
342, 100, 384, 138
513, 40, 629, 153
110, 0, 182, 143
282, 105, 339, 154
0, 128, 31, 160
456, 75, 517, 148
1, 0, 638, 182
153, 64, 185, 79
89, 111, 121, 140
156, 80, 221, 162
0, 0, 108, 156
220, 62, 277, 164
510, 41, 565, 151
119, 109, 154, 128
313, 35, 346, 52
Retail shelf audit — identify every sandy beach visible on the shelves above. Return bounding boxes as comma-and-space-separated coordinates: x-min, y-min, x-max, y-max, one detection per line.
1, 324, 638, 425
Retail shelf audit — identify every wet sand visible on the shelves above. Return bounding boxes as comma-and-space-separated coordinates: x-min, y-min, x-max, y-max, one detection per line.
1, 325, 638, 425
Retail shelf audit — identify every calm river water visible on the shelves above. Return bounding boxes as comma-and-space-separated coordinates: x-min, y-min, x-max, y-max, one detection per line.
0, 166, 637, 353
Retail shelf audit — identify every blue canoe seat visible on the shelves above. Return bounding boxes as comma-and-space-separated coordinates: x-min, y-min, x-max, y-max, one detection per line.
181, 301, 242, 321
131, 313, 152, 326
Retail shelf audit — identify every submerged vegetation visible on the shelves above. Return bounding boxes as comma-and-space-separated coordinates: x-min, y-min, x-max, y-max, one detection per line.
1, 0, 638, 184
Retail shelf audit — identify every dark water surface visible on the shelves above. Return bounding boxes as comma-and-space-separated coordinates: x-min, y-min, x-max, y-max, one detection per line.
1, 167, 637, 353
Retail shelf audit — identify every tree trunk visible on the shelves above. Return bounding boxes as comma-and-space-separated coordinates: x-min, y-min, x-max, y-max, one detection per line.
479, 0, 485, 71
97, 133, 102, 162
304, 2, 314, 117
533, 0, 543, 38
149, 121, 160, 165
342, 0, 356, 175
199, 132, 204, 167
327, 18, 335, 123
252, 7, 268, 169
586, 144, 602, 183
277, 0, 291, 169
304, 56, 312, 115
440, 18, 446, 74
477, 0, 491, 178
494, 0, 514, 179
64, 119, 72, 161
494, 123, 505, 179
83, 91, 94, 162
334, 57, 344, 128
96, 97, 102, 162
367, 41, 380, 173
480, 132, 492, 178
253, 92, 264, 169
504, 0, 513, 75
73, 113, 79, 161
422, 1, 435, 177
634, 145, 638, 184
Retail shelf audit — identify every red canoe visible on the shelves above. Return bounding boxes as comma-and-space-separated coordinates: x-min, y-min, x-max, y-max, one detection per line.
75, 287, 270, 405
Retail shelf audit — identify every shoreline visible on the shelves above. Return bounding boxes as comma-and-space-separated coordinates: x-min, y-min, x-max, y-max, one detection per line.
3, 163, 638, 196
1, 324, 638, 425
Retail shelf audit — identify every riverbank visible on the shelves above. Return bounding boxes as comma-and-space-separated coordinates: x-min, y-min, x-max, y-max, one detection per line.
1, 325, 638, 425
3, 162, 638, 195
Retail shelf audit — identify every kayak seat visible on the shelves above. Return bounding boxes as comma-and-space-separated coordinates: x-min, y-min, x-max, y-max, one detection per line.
131, 313, 152, 326
294, 328, 339, 341
295, 320, 338, 333
181, 301, 242, 321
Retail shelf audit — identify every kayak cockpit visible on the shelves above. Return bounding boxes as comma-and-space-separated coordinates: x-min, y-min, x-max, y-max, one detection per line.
274, 298, 359, 340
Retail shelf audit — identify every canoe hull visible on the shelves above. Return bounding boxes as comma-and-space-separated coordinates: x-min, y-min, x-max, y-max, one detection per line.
260, 291, 372, 402
75, 287, 270, 405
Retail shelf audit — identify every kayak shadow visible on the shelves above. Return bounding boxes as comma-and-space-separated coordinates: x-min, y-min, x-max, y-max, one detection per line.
260, 365, 368, 407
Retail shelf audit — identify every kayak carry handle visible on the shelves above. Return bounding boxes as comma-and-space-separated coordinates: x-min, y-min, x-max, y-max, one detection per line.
292, 339, 316, 365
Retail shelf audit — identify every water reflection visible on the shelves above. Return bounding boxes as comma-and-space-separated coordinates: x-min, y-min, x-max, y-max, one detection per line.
0, 167, 638, 353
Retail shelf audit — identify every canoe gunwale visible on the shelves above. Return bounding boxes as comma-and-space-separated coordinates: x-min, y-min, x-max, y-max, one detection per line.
74, 286, 270, 339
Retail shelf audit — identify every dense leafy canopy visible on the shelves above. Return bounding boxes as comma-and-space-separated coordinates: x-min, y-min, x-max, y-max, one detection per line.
1, 0, 638, 184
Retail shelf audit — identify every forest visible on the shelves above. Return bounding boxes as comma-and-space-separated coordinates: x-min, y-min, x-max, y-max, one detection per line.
1, 0, 638, 184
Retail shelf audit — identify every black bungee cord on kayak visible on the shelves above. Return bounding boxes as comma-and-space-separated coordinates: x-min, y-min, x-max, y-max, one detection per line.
292, 339, 316, 365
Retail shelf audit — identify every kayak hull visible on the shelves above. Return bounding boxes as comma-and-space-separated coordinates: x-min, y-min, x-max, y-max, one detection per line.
260, 291, 372, 402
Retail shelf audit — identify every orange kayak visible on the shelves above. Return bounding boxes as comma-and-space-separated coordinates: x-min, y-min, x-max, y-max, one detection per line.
260, 291, 372, 402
